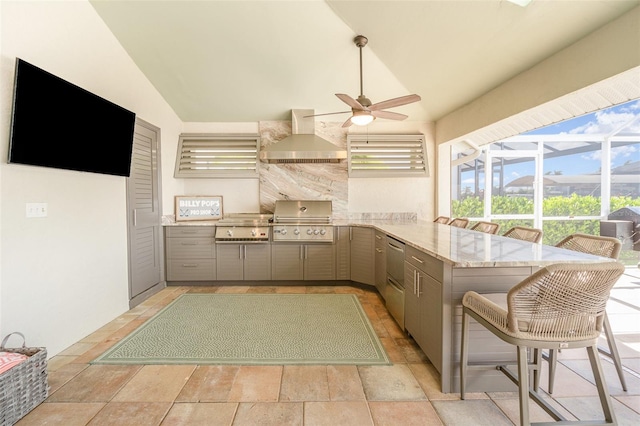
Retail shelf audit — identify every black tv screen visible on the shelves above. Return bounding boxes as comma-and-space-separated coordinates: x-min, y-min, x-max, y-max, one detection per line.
8, 58, 136, 177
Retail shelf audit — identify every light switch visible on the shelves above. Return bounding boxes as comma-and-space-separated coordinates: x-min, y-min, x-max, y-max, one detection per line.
26, 203, 47, 218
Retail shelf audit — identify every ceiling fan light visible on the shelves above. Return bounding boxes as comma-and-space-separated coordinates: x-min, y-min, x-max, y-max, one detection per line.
351, 112, 375, 126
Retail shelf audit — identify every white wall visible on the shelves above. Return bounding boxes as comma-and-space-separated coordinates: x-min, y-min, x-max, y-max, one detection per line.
0, 0, 182, 357
0, 1, 435, 359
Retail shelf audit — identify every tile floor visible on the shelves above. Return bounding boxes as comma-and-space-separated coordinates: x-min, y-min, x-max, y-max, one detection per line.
16, 270, 640, 425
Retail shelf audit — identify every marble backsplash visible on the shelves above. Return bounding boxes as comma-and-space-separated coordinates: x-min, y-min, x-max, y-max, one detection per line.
258, 120, 348, 218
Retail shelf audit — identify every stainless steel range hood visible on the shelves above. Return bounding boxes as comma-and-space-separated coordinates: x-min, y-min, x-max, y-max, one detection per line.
260, 109, 347, 163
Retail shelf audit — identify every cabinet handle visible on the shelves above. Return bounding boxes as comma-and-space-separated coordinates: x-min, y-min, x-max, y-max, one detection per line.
239, 245, 243, 259
413, 269, 417, 295
417, 273, 422, 298
375, 248, 382, 253
181, 263, 198, 268
244, 245, 247, 259
375, 234, 382, 240
411, 255, 424, 264
388, 242, 404, 252
349, 228, 352, 241
181, 242, 198, 246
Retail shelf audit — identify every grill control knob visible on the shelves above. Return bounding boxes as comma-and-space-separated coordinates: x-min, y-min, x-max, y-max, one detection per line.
320, 229, 327, 235
280, 228, 287, 235
294, 229, 300, 235
307, 229, 313, 235
226, 229, 233, 237
251, 229, 257, 237
314, 229, 320, 235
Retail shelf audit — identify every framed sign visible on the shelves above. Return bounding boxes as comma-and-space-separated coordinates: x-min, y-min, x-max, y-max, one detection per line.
175, 195, 223, 221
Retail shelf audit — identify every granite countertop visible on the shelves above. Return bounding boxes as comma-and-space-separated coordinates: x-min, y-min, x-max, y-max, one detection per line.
162, 216, 611, 268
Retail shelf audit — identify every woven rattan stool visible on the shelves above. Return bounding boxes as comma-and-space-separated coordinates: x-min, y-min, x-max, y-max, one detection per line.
547, 233, 626, 394
461, 262, 625, 426
433, 216, 450, 224
448, 217, 469, 228
502, 226, 543, 243
470, 221, 501, 234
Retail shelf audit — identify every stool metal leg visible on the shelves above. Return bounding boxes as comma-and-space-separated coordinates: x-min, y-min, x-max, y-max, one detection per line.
548, 348, 558, 394
516, 345, 530, 426
602, 313, 627, 391
586, 344, 617, 425
460, 308, 470, 399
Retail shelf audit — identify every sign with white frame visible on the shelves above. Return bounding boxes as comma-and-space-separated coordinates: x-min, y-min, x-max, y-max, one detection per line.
175, 195, 223, 221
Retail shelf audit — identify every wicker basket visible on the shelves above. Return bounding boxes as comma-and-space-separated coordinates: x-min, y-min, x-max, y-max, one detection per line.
0, 332, 48, 426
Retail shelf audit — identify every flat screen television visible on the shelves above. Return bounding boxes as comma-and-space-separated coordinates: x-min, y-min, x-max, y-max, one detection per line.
8, 58, 136, 177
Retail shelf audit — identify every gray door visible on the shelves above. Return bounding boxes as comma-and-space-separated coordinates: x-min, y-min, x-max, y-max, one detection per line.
127, 118, 163, 306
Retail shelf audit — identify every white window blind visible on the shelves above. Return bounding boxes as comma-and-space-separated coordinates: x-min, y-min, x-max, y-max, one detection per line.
347, 134, 428, 177
174, 134, 260, 178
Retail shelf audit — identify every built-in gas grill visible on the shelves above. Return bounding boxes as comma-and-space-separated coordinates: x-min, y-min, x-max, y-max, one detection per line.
272, 200, 334, 242
214, 213, 272, 243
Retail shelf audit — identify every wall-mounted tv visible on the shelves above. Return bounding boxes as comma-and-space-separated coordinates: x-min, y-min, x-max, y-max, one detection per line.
8, 58, 136, 177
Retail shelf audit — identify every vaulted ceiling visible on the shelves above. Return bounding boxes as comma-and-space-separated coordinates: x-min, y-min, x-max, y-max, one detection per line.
90, 0, 640, 128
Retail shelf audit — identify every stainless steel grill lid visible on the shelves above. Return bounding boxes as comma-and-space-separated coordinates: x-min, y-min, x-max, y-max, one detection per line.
273, 200, 332, 223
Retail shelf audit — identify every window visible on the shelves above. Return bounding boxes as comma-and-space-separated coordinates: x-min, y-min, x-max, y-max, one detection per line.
174, 134, 260, 178
347, 134, 428, 177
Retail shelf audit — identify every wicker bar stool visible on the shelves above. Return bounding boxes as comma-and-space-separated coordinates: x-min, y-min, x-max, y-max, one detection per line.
502, 226, 543, 243
434, 216, 450, 224
461, 262, 625, 426
546, 233, 626, 393
448, 217, 469, 228
470, 221, 501, 234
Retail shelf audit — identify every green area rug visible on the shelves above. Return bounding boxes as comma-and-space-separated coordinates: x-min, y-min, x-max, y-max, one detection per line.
92, 293, 389, 365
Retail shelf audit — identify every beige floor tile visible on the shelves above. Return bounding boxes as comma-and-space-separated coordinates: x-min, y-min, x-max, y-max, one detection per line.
369, 400, 443, 425
227, 366, 283, 402
280, 365, 330, 401
175, 365, 240, 402
327, 365, 366, 401
16, 402, 105, 426
161, 402, 237, 425
431, 399, 513, 425
358, 364, 426, 401
615, 395, 640, 414
408, 363, 468, 401
215, 286, 250, 293
46, 355, 78, 372
111, 365, 196, 402
378, 336, 406, 363
87, 402, 172, 426
57, 342, 98, 357
491, 396, 574, 425
275, 285, 307, 293
395, 337, 428, 363
304, 401, 373, 426
46, 362, 88, 394
233, 402, 303, 425
48, 364, 143, 402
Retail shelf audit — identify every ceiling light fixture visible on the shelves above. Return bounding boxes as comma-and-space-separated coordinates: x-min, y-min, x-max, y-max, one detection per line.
507, 0, 533, 7
350, 110, 375, 126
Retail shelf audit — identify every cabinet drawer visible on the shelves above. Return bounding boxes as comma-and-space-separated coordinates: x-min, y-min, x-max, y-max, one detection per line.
167, 259, 215, 281
166, 237, 215, 258
166, 226, 215, 238
405, 246, 443, 281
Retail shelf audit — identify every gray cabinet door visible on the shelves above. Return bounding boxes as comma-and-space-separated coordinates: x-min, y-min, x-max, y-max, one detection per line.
216, 244, 244, 280
335, 227, 351, 280
350, 227, 375, 286
304, 244, 336, 280
271, 244, 304, 280
374, 231, 387, 296
244, 244, 271, 280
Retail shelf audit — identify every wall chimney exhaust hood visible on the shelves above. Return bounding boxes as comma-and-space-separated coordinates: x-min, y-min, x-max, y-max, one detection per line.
259, 109, 347, 163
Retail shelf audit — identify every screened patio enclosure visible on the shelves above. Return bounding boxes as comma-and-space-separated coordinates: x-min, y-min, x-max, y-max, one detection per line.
452, 99, 640, 265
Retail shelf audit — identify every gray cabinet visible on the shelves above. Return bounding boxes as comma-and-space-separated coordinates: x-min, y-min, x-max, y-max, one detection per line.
350, 227, 375, 286
271, 243, 335, 280
165, 226, 216, 281
216, 243, 271, 280
404, 245, 443, 372
335, 226, 351, 280
374, 231, 386, 297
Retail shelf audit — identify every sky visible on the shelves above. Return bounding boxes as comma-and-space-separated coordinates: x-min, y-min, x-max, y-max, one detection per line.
460, 99, 640, 190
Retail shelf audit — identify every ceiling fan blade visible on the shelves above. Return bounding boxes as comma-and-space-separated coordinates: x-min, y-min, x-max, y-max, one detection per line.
341, 117, 353, 128
371, 110, 408, 121
336, 93, 365, 110
369, 94, 421, 111
303, 111, 352, 118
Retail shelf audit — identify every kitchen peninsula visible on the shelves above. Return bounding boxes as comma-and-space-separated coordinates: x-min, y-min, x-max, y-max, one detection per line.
163, 218, 613, 393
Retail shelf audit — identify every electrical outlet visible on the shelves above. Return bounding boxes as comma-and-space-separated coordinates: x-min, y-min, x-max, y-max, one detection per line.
26, 203, 47, 218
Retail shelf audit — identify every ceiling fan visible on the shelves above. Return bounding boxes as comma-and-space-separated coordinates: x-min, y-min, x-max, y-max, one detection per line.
308, 35, 421, 128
